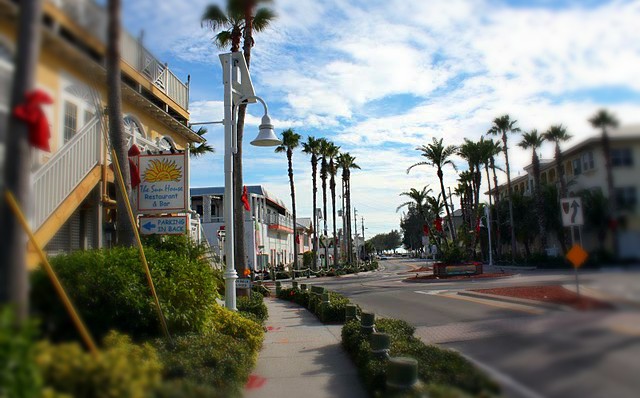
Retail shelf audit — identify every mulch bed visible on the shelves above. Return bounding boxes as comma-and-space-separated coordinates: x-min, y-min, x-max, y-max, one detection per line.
472, 285, 613, 311
405, 272, 513, 282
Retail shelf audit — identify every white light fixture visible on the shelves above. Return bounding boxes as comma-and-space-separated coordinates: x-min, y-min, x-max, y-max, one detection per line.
246, 97, 280, 147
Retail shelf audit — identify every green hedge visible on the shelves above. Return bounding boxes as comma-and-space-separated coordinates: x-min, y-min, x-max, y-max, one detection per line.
31, 245, 221, 341
237, 294, 268, 324
341, 318, 500, 397
276, 287, 353, 323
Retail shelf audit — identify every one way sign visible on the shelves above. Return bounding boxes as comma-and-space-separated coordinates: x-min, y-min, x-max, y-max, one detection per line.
560, 197, 584, 227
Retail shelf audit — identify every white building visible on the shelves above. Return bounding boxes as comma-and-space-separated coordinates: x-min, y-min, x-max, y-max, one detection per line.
190, 185, 296, 271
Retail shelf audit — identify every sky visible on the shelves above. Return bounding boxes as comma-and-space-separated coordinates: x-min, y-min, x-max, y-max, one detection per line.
119, 0, 640, 237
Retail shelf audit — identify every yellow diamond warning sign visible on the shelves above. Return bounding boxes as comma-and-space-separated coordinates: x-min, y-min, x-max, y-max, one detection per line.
566, 244, 588, 268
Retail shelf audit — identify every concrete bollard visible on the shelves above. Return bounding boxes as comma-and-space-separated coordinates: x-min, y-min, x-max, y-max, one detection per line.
345, 304, 358, 322
361, 312, 375, 334
386, 357, 419, 392
292, 281, 298, 290
300, 284, 308, 291
370, 332, 391, 359
275, 281, 282, 295
319, 292, 331, 321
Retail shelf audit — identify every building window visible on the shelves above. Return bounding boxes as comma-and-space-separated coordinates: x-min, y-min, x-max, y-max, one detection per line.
611, 148, 633, 167
615, 187, 637, 210
63, 101, 78, 143
572, 158, 582, 175
195, 205, 203, 216
582, 151, 595, 171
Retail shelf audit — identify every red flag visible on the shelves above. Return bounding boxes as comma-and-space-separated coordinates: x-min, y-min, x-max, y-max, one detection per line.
423, 224, 430, 236
434, 217, 443, 232
475, 218, 481, 234
241, 186, 250, 211
13, 89, 53, 152
295, 234, 300, 244
128, 144, 141, 188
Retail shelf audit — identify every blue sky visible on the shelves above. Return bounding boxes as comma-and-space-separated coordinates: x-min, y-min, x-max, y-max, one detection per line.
120, 0, 640, 236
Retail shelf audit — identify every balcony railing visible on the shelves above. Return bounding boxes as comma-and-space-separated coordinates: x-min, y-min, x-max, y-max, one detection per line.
53, 0, 189, 110
267, 213, 293, 232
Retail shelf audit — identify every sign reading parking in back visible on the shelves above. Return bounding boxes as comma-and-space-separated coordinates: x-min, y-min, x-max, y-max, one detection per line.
137, 153, 188, 213
236, 278, 252, 289
560, 197, 584, 227
139, 215, 188, 235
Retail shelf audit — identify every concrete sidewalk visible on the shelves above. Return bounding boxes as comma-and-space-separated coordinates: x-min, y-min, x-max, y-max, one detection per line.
244, 298, 367, 398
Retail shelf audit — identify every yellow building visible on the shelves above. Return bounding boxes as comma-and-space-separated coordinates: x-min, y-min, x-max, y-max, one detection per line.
0, 0, 204, 265
490, 126, 640, 259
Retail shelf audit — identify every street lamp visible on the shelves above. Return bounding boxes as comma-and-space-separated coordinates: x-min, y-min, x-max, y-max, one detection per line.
220, 52, 280, 311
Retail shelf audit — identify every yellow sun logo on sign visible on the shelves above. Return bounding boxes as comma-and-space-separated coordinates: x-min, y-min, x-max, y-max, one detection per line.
143, 159, 183, 182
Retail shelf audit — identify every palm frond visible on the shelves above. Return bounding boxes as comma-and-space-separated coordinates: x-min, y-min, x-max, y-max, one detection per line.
253, 7, 276, 31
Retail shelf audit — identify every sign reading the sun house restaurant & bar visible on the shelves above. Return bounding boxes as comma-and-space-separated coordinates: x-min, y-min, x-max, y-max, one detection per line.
137, 153, 188, 214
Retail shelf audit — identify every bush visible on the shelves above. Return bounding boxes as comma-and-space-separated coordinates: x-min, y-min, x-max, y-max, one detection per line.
31, 245, 220, 341
302, 251, 315, 268
237, 294, 268, 324
152, 380, 224, 398
206, 304, 264, 355
0, 307, 42, 398
35, 331, 162, 398
155, 332, 255, 398
341, 317, 500, 396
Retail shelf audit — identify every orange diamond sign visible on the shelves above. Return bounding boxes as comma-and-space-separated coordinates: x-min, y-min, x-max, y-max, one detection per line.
566, 244, 588, 268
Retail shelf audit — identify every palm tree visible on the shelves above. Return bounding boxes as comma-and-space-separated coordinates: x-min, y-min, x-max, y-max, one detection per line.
275, 129, 301, 277
487, 114, 520, 258
407, 138, 458, 241
589, 109, 620, 253
458, 139, 483, 221
106, 0, 134, 247
396, 186, 432, 217
302, 136, 322, 269
188, 127, 215, 157
202, 0, 275, 282
518, 129, 547, 249
485, 138, 503, 258
318, 138, 337, 269
336, 153, 360, 264
324, 141, 341, 267
543, 125, 572, 198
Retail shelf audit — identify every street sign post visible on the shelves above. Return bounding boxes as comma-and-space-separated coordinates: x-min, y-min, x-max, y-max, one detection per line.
139, 215, 188, 235
560, 197, 584, 227
566, 243, 588, 296
236, 278, 252, 289
137, 153, 188, 214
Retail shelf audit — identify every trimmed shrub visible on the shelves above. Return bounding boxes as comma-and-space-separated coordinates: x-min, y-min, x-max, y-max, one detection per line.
35, 331, 162, 398
155, 332, 255, 398
0, 307, 42, 398
206, 304, 264, 355
237, 294, 268, 324
31, 245, 220, 341
152, 380, 224, 398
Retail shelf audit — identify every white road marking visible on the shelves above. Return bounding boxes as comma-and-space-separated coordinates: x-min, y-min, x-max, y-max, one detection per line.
414, 290, 451, 295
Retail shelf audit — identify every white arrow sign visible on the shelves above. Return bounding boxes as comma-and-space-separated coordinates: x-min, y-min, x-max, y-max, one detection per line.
560, 197, 584, 227
139, 215, 188, 235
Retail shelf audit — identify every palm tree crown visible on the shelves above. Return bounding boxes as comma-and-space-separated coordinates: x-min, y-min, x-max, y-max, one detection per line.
397, 186, 432, 216
202, 0, 275, 51
189, 127, 215, 157
518, 129, 544, 152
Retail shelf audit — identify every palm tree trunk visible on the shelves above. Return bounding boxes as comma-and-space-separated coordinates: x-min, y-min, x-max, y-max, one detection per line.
345, 175, 352, 264
601, 129, 618, 254
502, 135, 517, 259
107, 0, 134, 247
311, 157, 318, 269
287, 150, 298, 279
438, 169, 455, 242
0, 0, 43, 321
490, 158, 502, 259
330, 172, 338, 268
321, 166, 328, 269
533, 152, 547, 251
485, 164, 494, 260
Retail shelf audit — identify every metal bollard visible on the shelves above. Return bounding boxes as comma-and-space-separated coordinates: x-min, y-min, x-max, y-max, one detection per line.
345, 304, 358, 322
386, 357, 419, 392
370, 332, 390, 359
360, 312, 375, 334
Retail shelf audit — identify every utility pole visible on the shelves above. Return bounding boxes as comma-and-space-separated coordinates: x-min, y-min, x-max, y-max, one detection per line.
361, 217, 366, 262
353, 208, 358, 265
0, 0, 43, 322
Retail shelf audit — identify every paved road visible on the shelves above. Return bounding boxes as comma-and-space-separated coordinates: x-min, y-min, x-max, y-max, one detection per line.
312, 259, 640, 398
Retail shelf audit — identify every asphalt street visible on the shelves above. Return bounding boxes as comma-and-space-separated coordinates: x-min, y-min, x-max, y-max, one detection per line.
312, 258, 640, 398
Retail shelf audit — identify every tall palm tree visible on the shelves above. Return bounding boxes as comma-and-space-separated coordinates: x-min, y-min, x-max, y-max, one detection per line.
188, 127, 215, 157
324, 142, 341, 267
318, 138, 336, 269
336, 153, 360, 264
407, 138, 458, 241
589, 109, 620, 253
106, 0, 134, 247
458, 139, 483, 221
543, 125, 572, 198
302, 136, 322, 268
487, 114, 520, 258
518, 129, 547, 249
486, 138, 503, 258
202, 0, 275, 280
275, 129, 301, 277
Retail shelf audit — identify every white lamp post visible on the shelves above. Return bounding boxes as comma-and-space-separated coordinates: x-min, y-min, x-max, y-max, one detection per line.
219, 52, 280, 311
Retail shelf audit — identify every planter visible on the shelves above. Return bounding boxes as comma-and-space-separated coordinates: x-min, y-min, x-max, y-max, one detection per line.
433, 262, 482, 277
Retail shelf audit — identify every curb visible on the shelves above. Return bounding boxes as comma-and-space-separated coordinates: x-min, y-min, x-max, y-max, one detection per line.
456, 291, 571, 312
562, 284, 640, 310
402, 274, 518, 284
